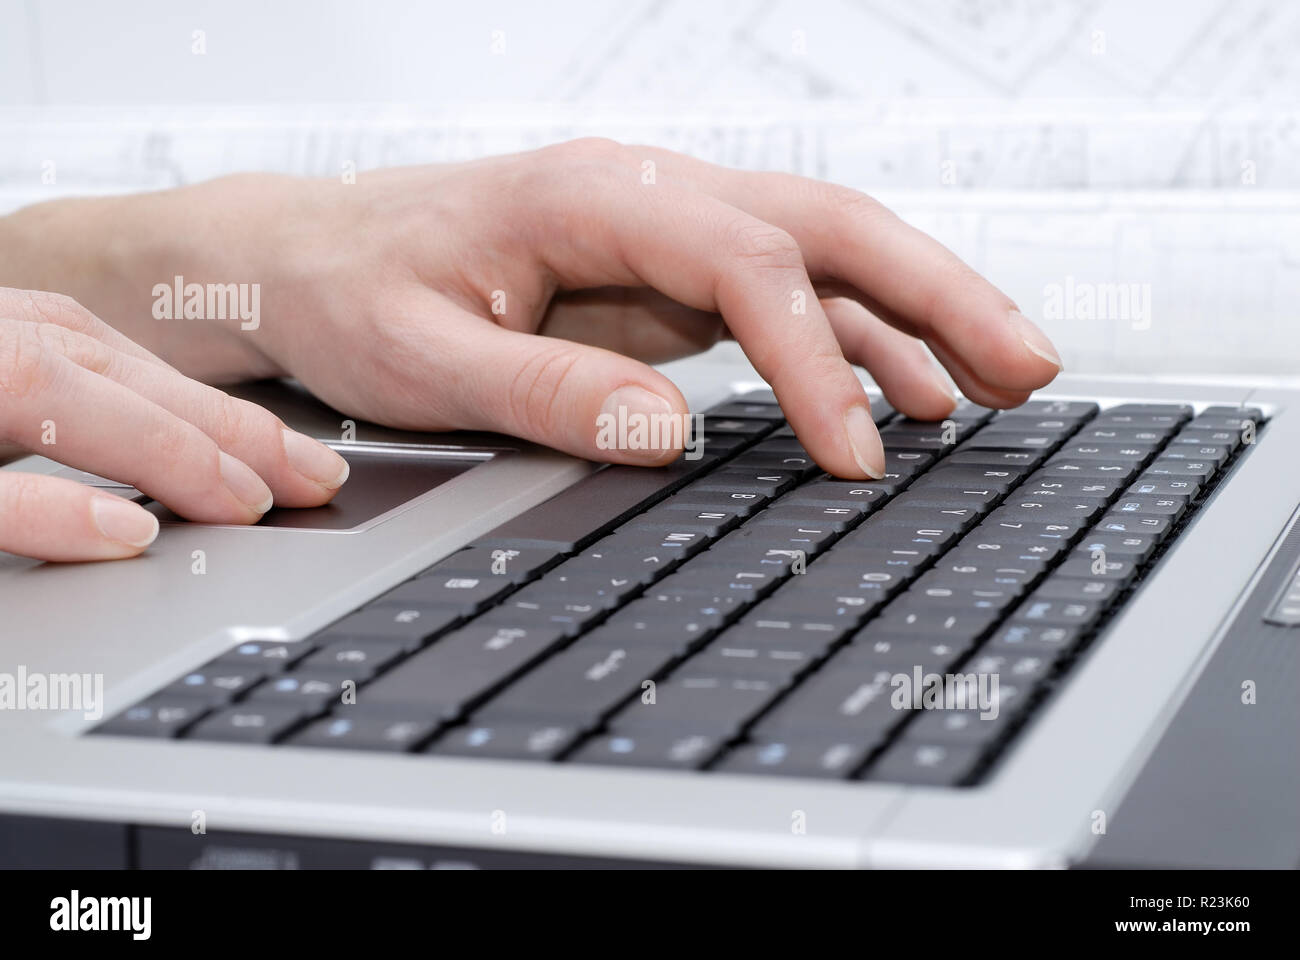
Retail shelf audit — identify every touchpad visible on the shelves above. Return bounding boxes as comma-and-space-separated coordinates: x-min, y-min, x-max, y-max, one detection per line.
146, 447, 485, 531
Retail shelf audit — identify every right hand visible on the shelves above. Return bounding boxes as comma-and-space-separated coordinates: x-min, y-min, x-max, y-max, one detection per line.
0, 288, 349, 562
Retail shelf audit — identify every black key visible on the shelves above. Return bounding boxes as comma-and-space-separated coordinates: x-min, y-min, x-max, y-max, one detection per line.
1093, 513, 1172, 540
709, 521, 838, 558
1053, 442, 1156, 462
94, 697, 211, 738
315, 604, 460, 647
979, 513, 1083, 545
755, 504, 863, 532
1019, 476, 1122, 499
299, 641, 406, 681
662, 486, 772, 517
693, 644, 820, 677
993, 496, 1107, 524
162, 667, 263, 706
476, 643, 678, 727
1126, 476, 1202, 498
906, 709, 1013, 746
891, 488, 1002, 510
960, 433, 1061, 452
635, 504, 743, 537
1188, 413, 1258, 432
852, 519, 962, 552
1005, 400, 1099, 420
1094, 412, 1188, 430
658, 561, 783, 601
911, 465, 1025, 493
556, 543, 679, 585
1037, 459, 1139, 480
1103, 402, 1193, 418
597, 602, 722, 651
568, 731, 722, 769
214, 639, 315, 671
287, 712, 440, 752
883, 450, 937, 474
945, 449, 1045, 469
751, 668, 904, 738
600, 527, 711, 560
421, 544, 560, 584
1074, 531, 1158, 562
508, 573, 639, 612
360, 621, 566, 719
1107, 493, 1188, 520
842, 632, 976, 669
866, 602, 1001, 642
701, 415, 774, 436
780, 480, 892, 511
1013, 595, 1104, 629
429, 721, 579, 760
1169, 427, 1241, 450
1031, 576, 1117, 603
1159, 444, 1231, 464
245, 672, 352, 713
728, 451, 822, 479
185, 703, 309, 744
373, 573, 513, 617
1199, 404, 1263, 423
957, 536, 1067, 564
714, 738, 873, 778
693, 467, 800, 496
726, 610, 856, 648
930, 552, 1046, 588
707, 401, 787, 421
861, 740, 983, 786
1055, 555, 1137, 582
985, 622, 1080, 656
1075, 426, 1168, 444
612, 672, 786, 737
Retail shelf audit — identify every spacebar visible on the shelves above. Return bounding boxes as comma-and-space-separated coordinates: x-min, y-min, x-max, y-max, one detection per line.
477, 459, 715, 553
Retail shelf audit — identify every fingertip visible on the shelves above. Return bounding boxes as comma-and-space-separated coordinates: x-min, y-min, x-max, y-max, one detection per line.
90, 493, 159, 552
843, 403, 885, 480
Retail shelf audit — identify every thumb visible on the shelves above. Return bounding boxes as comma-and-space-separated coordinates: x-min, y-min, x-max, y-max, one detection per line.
448, 323, 692, 465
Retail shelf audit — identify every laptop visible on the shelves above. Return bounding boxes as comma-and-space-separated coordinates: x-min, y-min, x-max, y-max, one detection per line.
1, 361, 1297, 870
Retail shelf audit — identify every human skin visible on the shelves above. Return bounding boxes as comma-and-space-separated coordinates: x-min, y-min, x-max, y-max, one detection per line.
0, 138, 1061, 561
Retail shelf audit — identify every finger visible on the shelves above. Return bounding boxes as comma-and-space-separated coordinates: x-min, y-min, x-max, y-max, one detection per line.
632, 148, 1062, 394
412, 300, 692, 465
0, 288, 176, 371
33, 321, 347, 506
540, 287, 726, 363
819, 297, 957, 421
0, 474, 157, 562
0, 322, 273, 522
816, 282, 1035, 409
522, 140, 883, 479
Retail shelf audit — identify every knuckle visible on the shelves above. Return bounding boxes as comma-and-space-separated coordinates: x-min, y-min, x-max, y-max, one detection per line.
725, 222, 803, 272
211, 391, 271, 449
22, 290, 99, 334
0, 322, 52, 401
835, 187, 893, 227
553, 136, 626, 163
506, 345, 583, 438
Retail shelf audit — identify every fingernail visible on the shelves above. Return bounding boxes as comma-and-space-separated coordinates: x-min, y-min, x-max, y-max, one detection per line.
219, 450, 274, 514
91, 494, 159, 548
931, 367, 958, 409
282, 429, 349, 489
844, 404, 885, 479
1008, 308, 1063, 369
598, 385, 677, 460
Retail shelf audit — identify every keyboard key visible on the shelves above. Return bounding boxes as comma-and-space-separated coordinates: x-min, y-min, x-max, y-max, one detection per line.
315, 604, 460, 647
429, 721, 580, 760
94, 698, 211, 738
860, 740, 983, 786
360, 621, 566, 719
163, 667, 263, 706
373, 574, 513, 617
287, 712, 440, 752
714, 738, 873, 778
245, 672, 352, 712
214, 640, 316, 671
985, 622, 1080, 656
568, 731, 722, 769
476, 643, 678, 728
185, 703, 310, 744
299, 641, 406, 681
421, 544, 560, 584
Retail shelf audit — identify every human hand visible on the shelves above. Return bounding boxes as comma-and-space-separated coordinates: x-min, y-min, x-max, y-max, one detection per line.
0, 289, 349, 561
17, 140, 1062, 480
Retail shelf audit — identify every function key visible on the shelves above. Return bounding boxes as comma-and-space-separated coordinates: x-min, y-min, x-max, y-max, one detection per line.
94, 697, 211, 738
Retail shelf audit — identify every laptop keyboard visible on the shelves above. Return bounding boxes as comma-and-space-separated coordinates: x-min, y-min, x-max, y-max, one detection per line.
93, 392, 1263, 786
